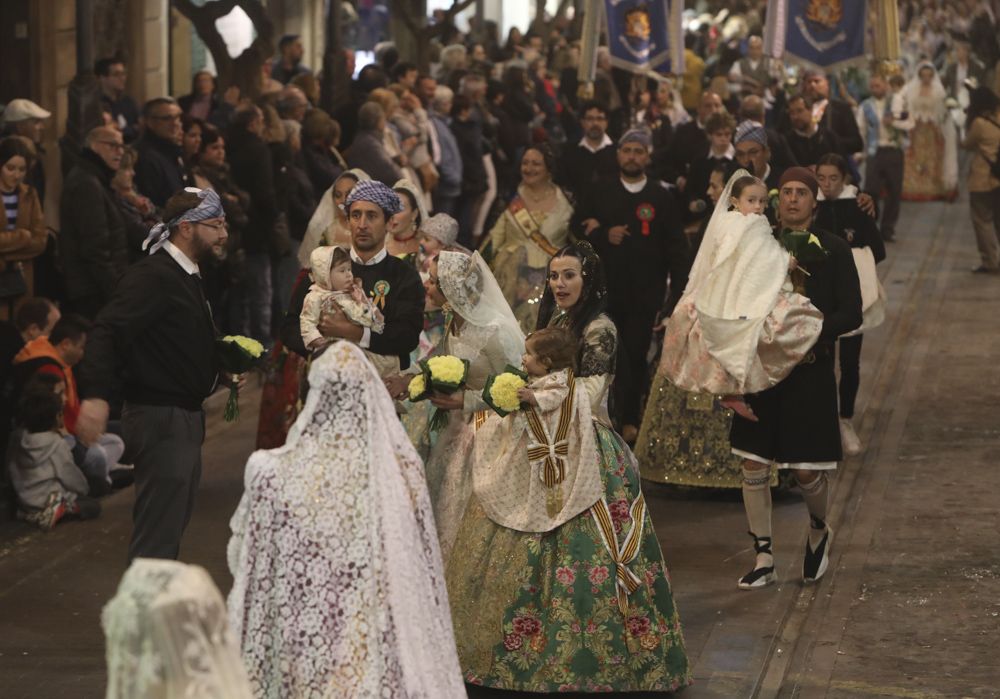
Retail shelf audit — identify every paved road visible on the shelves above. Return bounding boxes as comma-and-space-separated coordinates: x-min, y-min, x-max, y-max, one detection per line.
1, 196, 997, 698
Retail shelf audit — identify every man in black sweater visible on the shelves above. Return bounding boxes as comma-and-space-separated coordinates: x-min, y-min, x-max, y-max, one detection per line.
280, 180, 424, 383
783, 94, 841, 168
556, 101, 618, 201
728, 167, 862, 591
574, 129, 688, 442
76, 188, 230, 561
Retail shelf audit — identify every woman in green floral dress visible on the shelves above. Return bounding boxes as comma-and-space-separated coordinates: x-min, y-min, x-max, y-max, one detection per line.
446, 242, 690, 693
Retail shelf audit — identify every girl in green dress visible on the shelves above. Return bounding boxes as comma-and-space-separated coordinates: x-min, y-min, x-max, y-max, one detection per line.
446, 242, 690, 693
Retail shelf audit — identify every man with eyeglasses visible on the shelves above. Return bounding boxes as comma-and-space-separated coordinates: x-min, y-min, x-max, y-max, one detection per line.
77, 187, 231, 562
134, 98, 187, 208
59, 126, 130, 319
95, 57, 140, 142
556, 100, 618, 200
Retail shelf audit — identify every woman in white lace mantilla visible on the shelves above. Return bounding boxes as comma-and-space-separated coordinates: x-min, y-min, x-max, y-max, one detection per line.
422, 250, 525, 564
102, 558, 253, 699
227, 342, 465, 699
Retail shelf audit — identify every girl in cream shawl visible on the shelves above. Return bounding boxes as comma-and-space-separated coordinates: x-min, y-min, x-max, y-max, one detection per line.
659, 171, 823, 395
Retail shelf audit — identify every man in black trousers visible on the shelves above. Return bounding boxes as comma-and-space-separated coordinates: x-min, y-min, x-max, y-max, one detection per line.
76, 188, 230, 561
728, 168, 862, 591
574, 129, 687, 442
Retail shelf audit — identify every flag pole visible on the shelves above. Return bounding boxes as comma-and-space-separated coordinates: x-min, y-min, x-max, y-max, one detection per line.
577, 0, 602, 100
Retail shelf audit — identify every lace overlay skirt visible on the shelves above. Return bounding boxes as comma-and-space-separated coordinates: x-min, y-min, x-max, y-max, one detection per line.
445, 423, 691, 693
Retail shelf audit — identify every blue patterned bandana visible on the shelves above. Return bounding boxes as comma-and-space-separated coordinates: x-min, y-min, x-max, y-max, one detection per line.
344, 179, 403, 218
143, 187, 225, 255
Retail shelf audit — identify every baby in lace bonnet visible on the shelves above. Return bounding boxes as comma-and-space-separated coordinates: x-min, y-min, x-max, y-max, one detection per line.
300, 245, 399, 376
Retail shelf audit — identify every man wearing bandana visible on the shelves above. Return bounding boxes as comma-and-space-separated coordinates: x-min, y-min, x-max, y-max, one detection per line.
572, 129, 687, 443
75, 188, 230, 561
281, 180, 424, 382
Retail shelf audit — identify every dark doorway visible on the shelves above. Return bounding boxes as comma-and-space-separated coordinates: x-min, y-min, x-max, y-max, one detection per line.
0, 0, 33, 104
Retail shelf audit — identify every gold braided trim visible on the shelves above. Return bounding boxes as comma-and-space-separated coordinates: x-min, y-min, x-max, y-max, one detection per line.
524, 372, 576, 486
590, 493, 647, 619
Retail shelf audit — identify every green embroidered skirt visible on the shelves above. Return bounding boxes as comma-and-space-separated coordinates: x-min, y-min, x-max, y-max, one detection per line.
445, 422, 691, 693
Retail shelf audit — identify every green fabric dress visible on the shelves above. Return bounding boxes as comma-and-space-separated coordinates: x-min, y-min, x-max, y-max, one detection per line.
445, 313, 691, 692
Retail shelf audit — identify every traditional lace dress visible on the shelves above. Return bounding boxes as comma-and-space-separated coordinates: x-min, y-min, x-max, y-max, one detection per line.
903, 63, 959, 202
102, 559, 253, 699
445, 312, 691, 693
227, 343, 465, 699
422, 251, 525, 564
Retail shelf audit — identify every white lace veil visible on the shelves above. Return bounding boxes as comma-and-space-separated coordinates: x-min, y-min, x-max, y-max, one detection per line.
227, 342, 464, 698
102, 559, 253, 699
685, 168, 753, 295
298, 168, 371, 269
437, 250, 525, 366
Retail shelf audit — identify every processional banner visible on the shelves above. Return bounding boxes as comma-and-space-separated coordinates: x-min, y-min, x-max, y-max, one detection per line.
764, 0, 868, 71
604, 0, 684, 76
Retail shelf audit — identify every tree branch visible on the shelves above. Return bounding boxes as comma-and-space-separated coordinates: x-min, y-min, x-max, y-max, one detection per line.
422, 0, 477, 39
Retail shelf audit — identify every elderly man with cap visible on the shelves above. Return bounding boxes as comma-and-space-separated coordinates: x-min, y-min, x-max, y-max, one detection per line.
281, 180, 424, 386
573, 128, 687, 442
1, 99, 51, 203
75, 187, 232, 561
727, 166, 862, 591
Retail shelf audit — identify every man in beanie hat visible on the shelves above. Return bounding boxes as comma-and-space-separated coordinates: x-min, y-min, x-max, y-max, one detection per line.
734, 119, 781, 190
573, 128, 687, 443
281, 179, 425, 382
727, 166, 862, 590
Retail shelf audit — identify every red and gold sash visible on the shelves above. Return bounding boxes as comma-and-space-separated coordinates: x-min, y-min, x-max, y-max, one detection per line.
507, 194, 560, 257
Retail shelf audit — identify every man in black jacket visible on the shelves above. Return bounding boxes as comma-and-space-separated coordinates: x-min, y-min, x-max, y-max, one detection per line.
280, 180, 424, 380
227, 105, 278, 342
801, 70, 864, 158
574, 129, 688, 442
76, 188, 230, 561
134, 98, 187, 208
729, 167, 862, 591
783, 94, 841, 168
666, 90, 725, 191
556, 101, 618, 200
59, 126, 130, 319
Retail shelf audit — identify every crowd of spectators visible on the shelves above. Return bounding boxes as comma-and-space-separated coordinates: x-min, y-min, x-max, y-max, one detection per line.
0, 0, 999, 528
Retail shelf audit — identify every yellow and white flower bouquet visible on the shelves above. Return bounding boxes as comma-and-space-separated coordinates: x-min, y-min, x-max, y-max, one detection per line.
482, 365, 529, 417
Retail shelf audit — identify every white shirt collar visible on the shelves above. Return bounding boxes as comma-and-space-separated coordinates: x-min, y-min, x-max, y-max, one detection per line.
621, 176, 647, 193
579, 133, 613, 154
163, 239, 200, 276
350, 246, 388, 266
710, 144, 736, 160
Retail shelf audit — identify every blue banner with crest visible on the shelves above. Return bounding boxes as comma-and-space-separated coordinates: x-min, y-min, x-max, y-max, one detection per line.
604, 0, 683, 75
765, 0, 867, 70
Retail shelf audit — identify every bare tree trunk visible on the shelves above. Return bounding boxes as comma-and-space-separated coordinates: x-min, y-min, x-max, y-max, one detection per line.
172, 0, 275, 97
321, 0, 351, 114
